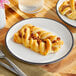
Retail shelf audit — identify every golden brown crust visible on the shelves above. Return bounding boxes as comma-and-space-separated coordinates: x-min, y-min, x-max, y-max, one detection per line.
13, 24, 63, 55
59, 0, 76, 20
70, 0, 75, 11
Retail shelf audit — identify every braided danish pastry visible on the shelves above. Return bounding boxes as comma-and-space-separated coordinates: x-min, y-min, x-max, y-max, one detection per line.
14, 24, 63, 55
59, 0, 76, 20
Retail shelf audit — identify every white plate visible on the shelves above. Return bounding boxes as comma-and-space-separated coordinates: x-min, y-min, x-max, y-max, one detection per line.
56, 0, 76, 27
5, 18, 74, 64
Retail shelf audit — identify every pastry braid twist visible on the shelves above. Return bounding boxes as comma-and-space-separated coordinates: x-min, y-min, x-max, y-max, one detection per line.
59, 0, 76, 20
14, 24, 63, 55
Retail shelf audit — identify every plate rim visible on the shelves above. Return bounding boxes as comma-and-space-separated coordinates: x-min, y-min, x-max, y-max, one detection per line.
56, 0, 76, 28
5, 17, 74, 65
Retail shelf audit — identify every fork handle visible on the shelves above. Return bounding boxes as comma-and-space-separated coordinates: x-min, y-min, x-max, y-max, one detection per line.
4, 57, 27, 76
0, 62, 17, 74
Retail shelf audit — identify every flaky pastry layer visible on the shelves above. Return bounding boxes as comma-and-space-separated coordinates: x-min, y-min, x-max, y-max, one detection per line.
14, 24, 63, 55
59, 0, 76, 20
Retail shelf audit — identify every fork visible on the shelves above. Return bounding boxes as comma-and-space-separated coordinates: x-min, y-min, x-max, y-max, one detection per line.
0, 50, 27, 76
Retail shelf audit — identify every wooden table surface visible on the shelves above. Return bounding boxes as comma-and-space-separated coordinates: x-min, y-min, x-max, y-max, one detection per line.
0, 0, 76, 76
